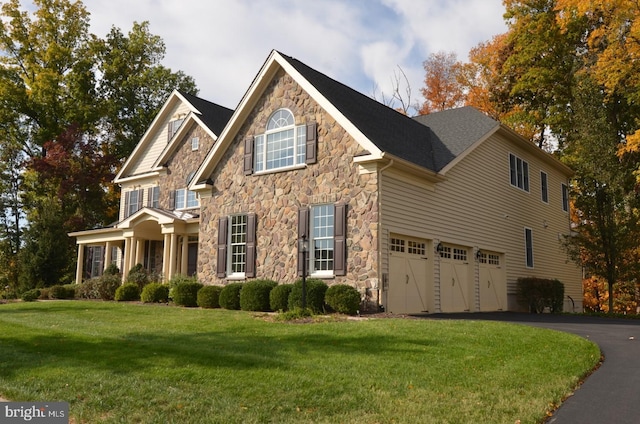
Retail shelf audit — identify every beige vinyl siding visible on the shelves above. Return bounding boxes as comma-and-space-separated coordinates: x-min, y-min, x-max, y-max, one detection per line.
128, 102, 191, 176
380, 132, 581, 307
119, 183, 159, 221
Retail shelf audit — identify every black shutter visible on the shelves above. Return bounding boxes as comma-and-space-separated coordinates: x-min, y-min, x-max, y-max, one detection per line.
169, 190, 176, 210
243, 136, 254, 175
216, 217, 228, 278
297, 207, 309, 277
245, 213, 257, 278
305, 122, 317, 164
334, 203, 347, 276
124, 191, 131, 218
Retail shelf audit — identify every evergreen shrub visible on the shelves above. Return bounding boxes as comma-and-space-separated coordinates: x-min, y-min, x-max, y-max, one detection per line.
49, 284, 76, 299
219, 283, 243, 310
288, 278, 328, 314
325, 284, 361, 315
240, 279, 278, 311
21, 289, 40, 302
516, 277, 565, 313
115, 283, 140, 302
269, 284, 293, 312
140, 283, 169, 303
197, 285, 222, 309
172, 281, 203, 307
126, 263, 149, 290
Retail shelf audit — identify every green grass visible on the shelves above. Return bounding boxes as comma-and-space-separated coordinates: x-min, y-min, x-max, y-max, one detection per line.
0, 301, 599, 423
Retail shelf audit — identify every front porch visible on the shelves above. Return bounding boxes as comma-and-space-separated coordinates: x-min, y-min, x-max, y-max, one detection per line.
69, 208, 199, 284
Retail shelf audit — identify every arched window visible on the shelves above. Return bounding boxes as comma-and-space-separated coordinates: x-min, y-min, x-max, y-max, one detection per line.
254, 109, 306, 172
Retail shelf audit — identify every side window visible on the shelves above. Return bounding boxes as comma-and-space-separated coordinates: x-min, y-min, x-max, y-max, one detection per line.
509, 153, 530, 192
191, 137, 199, 151
540, 171, 548, 203
147, 186, 159, 208
524, 228, 534, 268
561, 183, 569, 212
168, 118, 184, 140
124, 188, 144, 218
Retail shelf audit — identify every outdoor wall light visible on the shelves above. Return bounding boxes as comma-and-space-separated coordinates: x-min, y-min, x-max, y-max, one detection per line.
436, 242, 444, 253
299, 235, 309, 309
476, 249, 483, 261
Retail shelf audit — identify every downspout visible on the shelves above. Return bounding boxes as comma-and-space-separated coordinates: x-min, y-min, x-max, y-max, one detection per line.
376, 158, 394, 311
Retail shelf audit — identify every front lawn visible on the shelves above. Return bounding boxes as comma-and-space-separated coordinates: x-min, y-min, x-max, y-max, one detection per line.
0, 301, 599, 423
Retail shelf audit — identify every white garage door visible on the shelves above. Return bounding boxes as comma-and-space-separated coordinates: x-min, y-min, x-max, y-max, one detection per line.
478, 251, 506, 311
387, 236, 431, 314
439, 244, 472, 312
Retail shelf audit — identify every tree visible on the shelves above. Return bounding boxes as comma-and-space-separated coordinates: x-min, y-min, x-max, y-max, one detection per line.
0, 0, 198, 290
418, 51, 466, 114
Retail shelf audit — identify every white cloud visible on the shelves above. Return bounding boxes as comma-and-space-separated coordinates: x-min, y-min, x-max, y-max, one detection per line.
81, 0, 506, 110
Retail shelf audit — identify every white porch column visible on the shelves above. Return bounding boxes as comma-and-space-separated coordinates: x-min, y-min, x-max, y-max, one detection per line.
168, 233, 178, 280
162, 233, 171, 281
75, 244, 84, 284
181, 236, 189, 275
121, 238, 131, 283
135, 238, 145, 267
128, 236, 138, 273
104, 241, 113, 271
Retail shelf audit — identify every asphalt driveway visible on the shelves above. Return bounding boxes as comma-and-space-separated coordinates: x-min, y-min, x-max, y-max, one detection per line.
427, 313, 640, 424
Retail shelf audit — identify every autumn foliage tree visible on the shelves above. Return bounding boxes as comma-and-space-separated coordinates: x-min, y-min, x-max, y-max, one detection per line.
419, 51, 467, 114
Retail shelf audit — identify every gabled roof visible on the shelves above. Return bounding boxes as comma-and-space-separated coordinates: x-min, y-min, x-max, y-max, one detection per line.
115, 90, 232, 183
192, 50, 449, 189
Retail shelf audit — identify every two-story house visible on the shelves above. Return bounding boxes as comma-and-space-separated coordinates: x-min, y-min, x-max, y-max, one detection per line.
70, 50, 582, 313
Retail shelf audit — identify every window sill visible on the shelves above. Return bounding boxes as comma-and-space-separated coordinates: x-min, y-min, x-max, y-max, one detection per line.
253, 163, 306, 176
226, 274, 246, 281
309, 272, 334, 279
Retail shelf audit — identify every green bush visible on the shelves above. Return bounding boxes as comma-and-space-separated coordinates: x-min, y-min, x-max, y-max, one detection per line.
172, 282, 204, 307
325, 284, 361, 315
98, 274, 122, 300
21, 289, 41, 302
167, 274, 198, 299
126, 263, 149, 290
104, 263, 120, 276
516, 277, 565, 313
140, 283, 169, 303
197, 285, 223, 309
288, 278, 329, 314
269, 284, 293, 312
115, 283, 140, 302
219, 283, 243, 310
240, 279, 278, 311
275, 307, 313, 321
49, 284, 76, 299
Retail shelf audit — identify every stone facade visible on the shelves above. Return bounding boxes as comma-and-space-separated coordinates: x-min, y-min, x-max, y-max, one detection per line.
198, 69, 379, 294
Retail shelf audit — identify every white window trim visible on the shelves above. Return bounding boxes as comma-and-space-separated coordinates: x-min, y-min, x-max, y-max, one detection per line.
309, 204, 335, 277
191, 137, 199, 151
175, 188, 199, 210
227, 214, 247, 279
254, 109, 307, 174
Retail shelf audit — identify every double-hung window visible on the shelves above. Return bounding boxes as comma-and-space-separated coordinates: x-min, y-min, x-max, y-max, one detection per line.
254, 109, 306, 172
509, 153, 529, 192
561, 183, 569, 212
524, 228, 534, 268
124, 188, 144, 218
147, 186, 160, 208
540, 171, 548, 203
174, 189, 198, 209
298, 204, 347, 277
216, 214, 257, 279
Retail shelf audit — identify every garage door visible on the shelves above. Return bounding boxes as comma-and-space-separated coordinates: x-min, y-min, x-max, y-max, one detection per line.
387, 236, 431, 314
439, 244, 472, 312
478, 251, 506, 311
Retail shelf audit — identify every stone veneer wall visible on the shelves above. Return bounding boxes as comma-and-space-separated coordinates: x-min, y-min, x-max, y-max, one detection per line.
198, 69, 379, 297
160, 123, 214, 212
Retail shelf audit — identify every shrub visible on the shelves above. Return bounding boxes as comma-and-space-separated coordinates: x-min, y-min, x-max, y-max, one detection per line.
325, 284, 361, 315
219, 283, 243, 310
49, 284, 76, 300
115, 283, 140, 302
167, 274, 198, 299
197, 285, 223, 309
516, 277, 565, 313
274, 307, 313, 321
140, 283, 169, 303
240, 279, 278, 311
21, 289, 41, 302
76, 278, 100, 299
126, 263, 149, 289
104, 263, 120, 276
97, 274, 122, 301
172, 281, 203, 307
270, 284, 293, 312
288, 278, 328, 314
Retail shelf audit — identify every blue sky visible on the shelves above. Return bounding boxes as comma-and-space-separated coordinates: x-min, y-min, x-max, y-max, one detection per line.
83, 0, 507, 112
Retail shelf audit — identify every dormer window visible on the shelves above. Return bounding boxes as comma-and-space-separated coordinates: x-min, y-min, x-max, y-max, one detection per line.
244, 109, 317, 174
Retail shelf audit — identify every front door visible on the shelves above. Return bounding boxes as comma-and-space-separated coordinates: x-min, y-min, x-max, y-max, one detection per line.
187, 243, 198, 276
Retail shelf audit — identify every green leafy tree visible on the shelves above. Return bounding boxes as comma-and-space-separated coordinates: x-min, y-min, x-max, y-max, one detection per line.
0, 0, 198, 289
